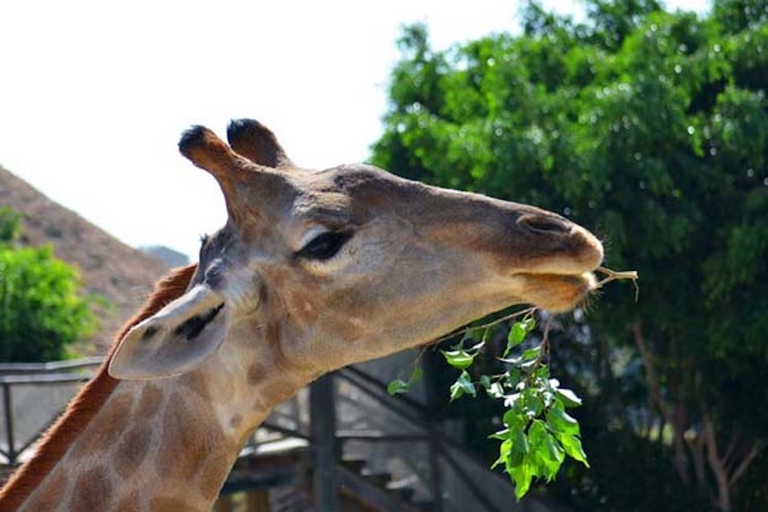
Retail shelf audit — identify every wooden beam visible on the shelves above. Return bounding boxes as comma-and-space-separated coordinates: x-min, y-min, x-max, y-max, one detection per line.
247, 490, 270, 512
310, 372, 339, 512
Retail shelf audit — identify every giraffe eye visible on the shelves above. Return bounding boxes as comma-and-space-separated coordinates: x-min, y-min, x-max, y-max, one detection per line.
297, 231, 353, 261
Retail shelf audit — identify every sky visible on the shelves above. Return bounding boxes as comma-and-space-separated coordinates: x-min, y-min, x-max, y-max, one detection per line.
0, 0, 710, 261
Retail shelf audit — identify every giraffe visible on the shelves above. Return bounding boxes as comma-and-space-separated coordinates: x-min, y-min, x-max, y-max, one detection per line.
0, 119, 604, 512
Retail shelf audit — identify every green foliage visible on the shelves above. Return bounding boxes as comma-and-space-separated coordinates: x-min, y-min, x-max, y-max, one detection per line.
394, 314, 589, 500
375, 2, 768, 510
0, 211, 96, 362
387, 365, 423, 395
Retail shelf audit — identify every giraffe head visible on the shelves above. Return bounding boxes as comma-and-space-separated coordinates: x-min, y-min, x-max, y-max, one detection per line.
108, 120, 603, 380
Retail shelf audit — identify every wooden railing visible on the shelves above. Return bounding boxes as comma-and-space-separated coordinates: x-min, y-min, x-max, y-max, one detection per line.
0, 357, 101, 466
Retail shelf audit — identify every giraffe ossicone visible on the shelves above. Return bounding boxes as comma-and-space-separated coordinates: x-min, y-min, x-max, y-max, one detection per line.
1, 119, 603, 512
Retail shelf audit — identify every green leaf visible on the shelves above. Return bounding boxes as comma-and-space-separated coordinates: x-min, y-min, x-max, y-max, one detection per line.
504, 368, 522, 387
387, 379, 410, 395
492, 438, 512, 469
506, 429, 530, 468
505, 322, 528, 356
547, 402, 581, 436
509, 462, 534, 500
522, 345, 541, 362
489, 428, 510, 441
449, 370, 476, 401
479, 374, 492, 391
522, 389, 545, 417
558, 433, 590, 467
522, 317, 536, 332
503, 408, 526, 429
488, 381, 506, 398
493, 428, 530, 472
556, 388, 583, 407
387, 366, 422, 396
529, 419, 565, 480
408, 366, 423, 384
441, 349, 477, 370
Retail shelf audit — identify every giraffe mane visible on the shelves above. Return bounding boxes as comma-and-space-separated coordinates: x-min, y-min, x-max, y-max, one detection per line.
0, 264, 197, 511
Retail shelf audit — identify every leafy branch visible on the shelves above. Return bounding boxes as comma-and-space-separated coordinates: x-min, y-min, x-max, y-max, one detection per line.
388, 266, 637, 500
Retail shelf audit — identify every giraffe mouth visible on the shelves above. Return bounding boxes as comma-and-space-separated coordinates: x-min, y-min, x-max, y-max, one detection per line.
513, 272, 596, 313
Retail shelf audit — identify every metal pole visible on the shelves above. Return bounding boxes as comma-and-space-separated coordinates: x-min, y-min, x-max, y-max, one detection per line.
2, 383, 15, 465
310, 372, 339, 512
423, 356, 444, 512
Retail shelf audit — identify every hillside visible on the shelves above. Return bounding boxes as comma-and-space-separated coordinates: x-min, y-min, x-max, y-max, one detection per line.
0, 165, 171, 355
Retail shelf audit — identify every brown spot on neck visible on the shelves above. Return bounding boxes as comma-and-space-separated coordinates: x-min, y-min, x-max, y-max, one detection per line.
229, 414, 244, 429
181, 370, 213, 401
114, 424, 153, 478
69, 466, 113, 511
247, 362, 266, 385
137, 384, 164, 418
0, 265, 197, 512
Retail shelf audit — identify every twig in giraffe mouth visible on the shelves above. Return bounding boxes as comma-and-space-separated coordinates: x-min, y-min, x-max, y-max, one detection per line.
593, 266, 639, 301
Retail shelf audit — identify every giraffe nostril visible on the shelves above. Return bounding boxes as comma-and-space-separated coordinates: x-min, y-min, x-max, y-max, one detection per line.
517, 214, 571, 235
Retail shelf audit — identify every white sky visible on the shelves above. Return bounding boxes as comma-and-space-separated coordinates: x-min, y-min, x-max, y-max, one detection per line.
0, 0, 709, 260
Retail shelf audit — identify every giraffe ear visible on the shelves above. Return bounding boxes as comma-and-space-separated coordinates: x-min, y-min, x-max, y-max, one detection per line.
108, 285, 227, 380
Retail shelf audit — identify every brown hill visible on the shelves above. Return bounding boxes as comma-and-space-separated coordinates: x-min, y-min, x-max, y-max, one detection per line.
0, 165, 171, 355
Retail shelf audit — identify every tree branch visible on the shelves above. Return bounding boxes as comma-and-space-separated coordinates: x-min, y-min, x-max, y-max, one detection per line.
632, 321, 668, 419
687, 434, 707, 493
702, 406, 731, 511
729, 441, 763, 488
722, 430, 740, 472
632, 322, 692, 483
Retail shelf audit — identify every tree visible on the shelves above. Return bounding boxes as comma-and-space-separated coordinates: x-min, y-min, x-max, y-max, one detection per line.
372, 2, 768, 510
0, 208, 96, 362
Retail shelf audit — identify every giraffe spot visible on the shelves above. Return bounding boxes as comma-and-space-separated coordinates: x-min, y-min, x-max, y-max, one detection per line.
71, 391, 134, 458
137, 384, 163, 418
157, 394, 226, 481
18, 468, 68, 512
114, 425, 151, 478
247, 363, 265, 385
266, 322, 282, 348
70, 467, 112, 511
181, 371, 212, 401
151, 495, 201, 512
229, 414, 243, 429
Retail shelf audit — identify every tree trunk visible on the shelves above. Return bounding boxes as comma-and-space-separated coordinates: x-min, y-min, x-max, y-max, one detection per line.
703, 409, 731, 511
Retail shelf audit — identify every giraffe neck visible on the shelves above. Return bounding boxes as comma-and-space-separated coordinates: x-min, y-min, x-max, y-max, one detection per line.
3, 339, 306, 512
0, 265, 313, 512
18, 361, 285, 512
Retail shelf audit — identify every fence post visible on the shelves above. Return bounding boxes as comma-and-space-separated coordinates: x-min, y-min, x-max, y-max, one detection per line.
310, 372, 338, 512
2, 383, 15, 465
423, 357, 444, 512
